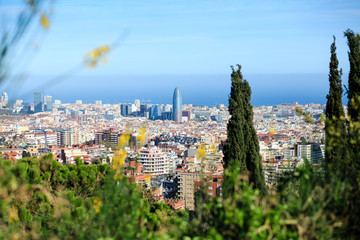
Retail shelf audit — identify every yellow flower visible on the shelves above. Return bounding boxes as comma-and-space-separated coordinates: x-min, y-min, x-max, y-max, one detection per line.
93, 198, 102, 213
145, 175, 151, 182
118, 134, 130, 149
270, 128, 275, 134
210, 144, 217, 154
85, 45, 110, 69
196, 145, 206, 160
40, 14, 50, 30
8, 206, 19, 223
136, 127, 147, 146
112, 149, 126, 168
113, 171, 123, 180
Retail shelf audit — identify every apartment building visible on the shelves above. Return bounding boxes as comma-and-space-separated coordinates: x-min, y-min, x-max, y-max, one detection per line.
24, 131, 57, 146
138, 147, 171, 175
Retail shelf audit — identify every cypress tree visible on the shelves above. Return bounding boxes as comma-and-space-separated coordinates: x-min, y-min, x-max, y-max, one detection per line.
223, 65, 246, 172
223, 65, 267, 197
242, 75, 267, 194
344, 29, 360, 178
344, 29, 360, 122
324, 37, 346, 177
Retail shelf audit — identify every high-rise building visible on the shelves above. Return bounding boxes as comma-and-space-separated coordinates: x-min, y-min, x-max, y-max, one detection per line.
44, 95, 53, 112
161, 111, 172, 120
173, 87, 182, 122
95, 100, 102, 105
15, 100, 23, 106
140, 104, 149, 117
177, 172, 208, 210
24, 131, 57, 146
53, 99, 61, 108
134, 99, 140, 110
138, 147, 171, 175
150, 104, 162, 120
34, 92, 43, 113
120, 103, 132, 117
295, 143, 325, 164
56, 130, 79, 146
76, 100, 82, 105
95, 128, 119, 146
182, 110, 191, 122
1, 92, 8, 105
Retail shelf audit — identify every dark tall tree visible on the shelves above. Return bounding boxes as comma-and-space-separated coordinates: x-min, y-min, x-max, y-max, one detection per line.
344, 29, 360, 122
223, 65, 267, 197
324, 37, 346, 177
344, 29, 360, 178
223, 66, 246, 172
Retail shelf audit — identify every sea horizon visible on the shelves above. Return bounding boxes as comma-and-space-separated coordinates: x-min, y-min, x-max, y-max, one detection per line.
2, 73, 349, 106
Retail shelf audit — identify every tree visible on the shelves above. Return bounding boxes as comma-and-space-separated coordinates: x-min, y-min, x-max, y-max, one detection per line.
344, 29, 360, 122
324, 36, 346, 176
223, 65, 267, 197
344, 29, 360, 179
22, 150, 31, 158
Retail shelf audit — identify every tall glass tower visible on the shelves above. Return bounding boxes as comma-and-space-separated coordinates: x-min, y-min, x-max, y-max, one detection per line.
173, 87, 182, 122
150, 104, 162, 120
44, 95, 53, 112
34, 92, 43, 113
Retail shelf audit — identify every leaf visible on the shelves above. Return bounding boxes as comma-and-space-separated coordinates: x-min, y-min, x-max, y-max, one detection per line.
84, 45, 111, 69
40, 14, 50, 30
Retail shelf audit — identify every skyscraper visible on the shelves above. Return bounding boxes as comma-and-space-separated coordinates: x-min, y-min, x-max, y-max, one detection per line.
1, 92, 8, 105
173, 87, 182, 122
34, 92, 43, 113
150, 104, 162, 120
120, 103, 132, 117
134, 99, 140, 110
44, 95, 53, 112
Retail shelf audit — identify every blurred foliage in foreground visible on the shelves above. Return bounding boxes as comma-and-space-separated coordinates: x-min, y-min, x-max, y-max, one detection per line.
0, 153, 359, 239
0, 155, 189, 239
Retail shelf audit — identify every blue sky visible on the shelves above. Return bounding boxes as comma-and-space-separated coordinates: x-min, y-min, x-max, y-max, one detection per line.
1, 0, 360, 105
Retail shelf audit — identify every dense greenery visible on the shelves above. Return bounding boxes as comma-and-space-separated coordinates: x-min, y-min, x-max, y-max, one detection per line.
0, 155, 189, 239
1, 154, 359, 239
223, 65, 267, 197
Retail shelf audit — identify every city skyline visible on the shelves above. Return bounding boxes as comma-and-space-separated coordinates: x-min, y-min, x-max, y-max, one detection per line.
0, 88, 338, 108
2, 72, 350, 107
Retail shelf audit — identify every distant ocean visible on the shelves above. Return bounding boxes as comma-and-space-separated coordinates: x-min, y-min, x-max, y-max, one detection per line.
3, 73, 349, 106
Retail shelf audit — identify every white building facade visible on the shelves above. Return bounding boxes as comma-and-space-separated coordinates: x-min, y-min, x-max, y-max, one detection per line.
138, 147, 171, 175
